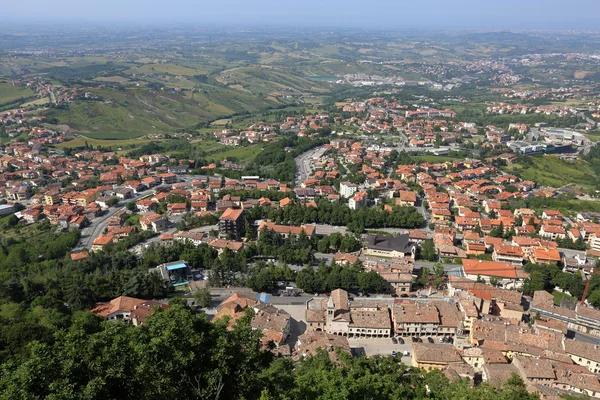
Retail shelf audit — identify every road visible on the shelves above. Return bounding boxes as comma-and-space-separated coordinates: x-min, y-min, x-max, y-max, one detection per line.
78, 189, 155, 250
47, 89, 57, 105
573, 330, 600, 345
79, 206, 127, 249
295, 146, 326, 187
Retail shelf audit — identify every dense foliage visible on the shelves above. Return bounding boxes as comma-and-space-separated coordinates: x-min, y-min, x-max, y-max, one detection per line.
295, 259, 386, 294
247, 199, 424, 234
244, 135, 328, 182
0, 304, 539, 400
522, 262, 585, 300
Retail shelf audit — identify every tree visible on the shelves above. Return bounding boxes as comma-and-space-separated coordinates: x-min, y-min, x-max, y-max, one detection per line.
194, 287, 212, 308
490, 276, 499, 287
126, 201, 136, 211
419, 240, 438, 262
6, 214, 19, 227
433, 263, 445, 288
357, 271, 385, 293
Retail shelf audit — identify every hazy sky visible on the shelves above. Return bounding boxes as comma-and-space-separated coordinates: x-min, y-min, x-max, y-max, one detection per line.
6, 0, 600, 30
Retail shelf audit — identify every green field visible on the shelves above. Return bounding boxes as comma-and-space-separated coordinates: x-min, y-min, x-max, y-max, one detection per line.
54, 136, 162, 149
412, 155, 461, 163
506, 155, 596, 189
129, 63, 209, 76
553, 290, 576, 305
207, 144, 264, 162
0, 82, 36, 106
20, 97, 50, 107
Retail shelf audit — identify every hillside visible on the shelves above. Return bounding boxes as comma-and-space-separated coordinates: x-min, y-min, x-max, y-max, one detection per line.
47, 86, 284, 138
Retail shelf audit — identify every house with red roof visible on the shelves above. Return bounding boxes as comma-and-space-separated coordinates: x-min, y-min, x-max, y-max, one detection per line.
460, 259, 528, 289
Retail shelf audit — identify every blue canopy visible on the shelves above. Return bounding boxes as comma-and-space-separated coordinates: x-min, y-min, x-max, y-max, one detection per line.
166, 263, 187, 271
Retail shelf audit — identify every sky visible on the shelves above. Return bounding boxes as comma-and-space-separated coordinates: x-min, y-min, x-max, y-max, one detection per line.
5, 0, 600, 30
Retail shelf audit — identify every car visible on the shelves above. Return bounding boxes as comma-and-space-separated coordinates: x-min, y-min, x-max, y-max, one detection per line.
439, 336, 445, 342
400, 294, 409, 298
398, 338, 404, 344
391, 351, 397, 357
411, 336, 419, 342
403, 351, 410, 357
427, 337, 434, 343
409, 294, 417, 298
391, 337, 398, 344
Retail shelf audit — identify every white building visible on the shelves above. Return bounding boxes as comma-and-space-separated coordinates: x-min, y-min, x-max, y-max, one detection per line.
339, 181, 358, 198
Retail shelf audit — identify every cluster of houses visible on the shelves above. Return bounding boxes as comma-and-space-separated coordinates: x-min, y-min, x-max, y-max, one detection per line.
299, 284, 600, 399
487, 102, 575, 118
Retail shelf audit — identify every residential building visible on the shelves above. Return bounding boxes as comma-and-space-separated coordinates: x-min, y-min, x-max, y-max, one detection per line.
174, 231, 205, 246
139, 212, 168, 233
397, 190, 417, 206
91, 234, 114, 252
411, 343, 463, 371
91, 296, 147, 321
339, 181, 358, 198
392, 303, 439, 336
209, 238, 245, 253
492, 244, 524, 265
257, 221, 315, 238
459, 259, 527, 289
219, 208, 245, 240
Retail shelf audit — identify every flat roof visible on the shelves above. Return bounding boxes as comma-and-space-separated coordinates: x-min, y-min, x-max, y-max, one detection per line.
166, 263, 188, 271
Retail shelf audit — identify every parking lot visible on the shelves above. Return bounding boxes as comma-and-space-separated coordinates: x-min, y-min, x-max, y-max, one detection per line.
348, 335, 453, 363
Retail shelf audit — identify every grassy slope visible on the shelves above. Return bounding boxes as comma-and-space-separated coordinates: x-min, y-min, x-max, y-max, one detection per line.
54, 137, 162, 149
53, 86, 280, 138
506, 155, 596, 189
0, 82, 36, 106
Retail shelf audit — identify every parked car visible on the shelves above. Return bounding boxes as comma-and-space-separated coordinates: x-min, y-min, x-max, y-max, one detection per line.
398, 337, 405, 344
427, 337, 434, 343
400, 294, 409, 298
391, 351, 397, 357
403, 351, 410, 357
391, 337, 398, 344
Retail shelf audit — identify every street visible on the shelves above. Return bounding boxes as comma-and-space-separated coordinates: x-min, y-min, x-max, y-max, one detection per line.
295, 146, 326, 186
78, 189, 155, 250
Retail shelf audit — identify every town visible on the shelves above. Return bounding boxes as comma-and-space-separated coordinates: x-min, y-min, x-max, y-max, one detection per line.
2, 19, 600, 400
2, 97, 600, 397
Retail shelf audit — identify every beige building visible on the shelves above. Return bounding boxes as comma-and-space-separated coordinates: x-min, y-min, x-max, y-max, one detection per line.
326, 289, 352, 336
306, 289, 393, 338
348, 309, 392, 338
379, 271, 413, 294
564, 339, 600, 374
412, 342, 463, 371
392, 303, 439, 336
